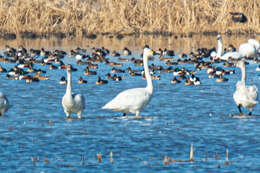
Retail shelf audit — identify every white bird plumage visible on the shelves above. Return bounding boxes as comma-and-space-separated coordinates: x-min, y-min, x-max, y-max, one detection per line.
233, 60, 258, 115
210, 35, 223, 58
102, 46, 154, 117
62, 64, 85, 119
211, 35, 241, 60
239, 39, 260, 58
0, 92, 9, 116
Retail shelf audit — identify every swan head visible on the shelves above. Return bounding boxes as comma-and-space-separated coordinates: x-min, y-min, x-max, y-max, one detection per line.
66, 64, 72, 72
217, 35, 222, 41
143, 45, 154, 58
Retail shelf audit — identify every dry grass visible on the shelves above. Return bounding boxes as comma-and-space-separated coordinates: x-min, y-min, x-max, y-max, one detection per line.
0, 0, 259, 37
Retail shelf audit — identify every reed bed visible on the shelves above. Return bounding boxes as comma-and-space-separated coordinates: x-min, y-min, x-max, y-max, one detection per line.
0, 0, 259, 38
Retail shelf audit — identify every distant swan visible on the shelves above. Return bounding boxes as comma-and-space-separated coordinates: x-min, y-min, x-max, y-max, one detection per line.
211, 35, 241, 60
239, 39, 260, 58
0, 92, 9, 116
210, 35, 223, 58
233, 60, 258, 115
62, 64, 85, 119
102, 46, 154, 117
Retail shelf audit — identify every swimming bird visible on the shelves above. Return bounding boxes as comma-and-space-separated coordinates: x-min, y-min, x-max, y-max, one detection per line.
0, 92, 9, 116
78, 76, 87, 84
102, 46, 154, 117
123, 47, 132, 56
211, 35, 241, 60
62, 64, 85, 119
96, 76, 108, 85
59, 76, 67, 85
233, 60, 258, 115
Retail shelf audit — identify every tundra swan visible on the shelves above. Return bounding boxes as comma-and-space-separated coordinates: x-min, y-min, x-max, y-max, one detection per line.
102, 46, 154, 117
233, 60, 258, 115
62, 64, 85, 119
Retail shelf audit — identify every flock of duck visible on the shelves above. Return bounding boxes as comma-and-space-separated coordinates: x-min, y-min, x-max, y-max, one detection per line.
0, 35, 259, 118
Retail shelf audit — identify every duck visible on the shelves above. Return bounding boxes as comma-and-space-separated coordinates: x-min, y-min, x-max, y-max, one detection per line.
59, 76, 67, 85
184, 78, 193, 85
193, 77, 201, 85
106, 73, 112, 80
106, 60, 123, 67
170, 77, 181, 84
62, 64, 85, 119
163, 48, 175, 56
118, 57, 129, 62
111, 50, 120, 57
34, 71, 49, 80
102, 45, 154, 117
78, 76, 87, 84
233, 60, 258, 115
49, 64, 58, 70
216, 74, 228, 82
87, 62, 99, 69
40, 48, 51, 58
29, 48, 41, 57
75, 54, 86, 61
0, 92, 10, 116
111, 67, 125, 73
123, 47, 132, 56
112, 74, 122, 81
0, 65, 7, 73
84, 67, 97, 75
256, 65, 260, 72
96, 76, 108, 85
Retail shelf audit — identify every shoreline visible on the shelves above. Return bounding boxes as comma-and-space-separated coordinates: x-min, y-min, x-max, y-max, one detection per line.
1, 30, 259, 41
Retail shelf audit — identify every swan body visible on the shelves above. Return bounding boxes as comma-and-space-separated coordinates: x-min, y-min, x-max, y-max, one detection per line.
62, 64, 85, 119
211, 35, 242, 60
233, 60, 258, 115
239, 39, 259, 58
102, 46, 154, 117
0, 92, 9, 116
220, 51, 241, 60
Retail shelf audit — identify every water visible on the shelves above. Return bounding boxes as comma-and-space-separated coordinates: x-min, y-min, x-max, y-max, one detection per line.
0, 36, 260, 172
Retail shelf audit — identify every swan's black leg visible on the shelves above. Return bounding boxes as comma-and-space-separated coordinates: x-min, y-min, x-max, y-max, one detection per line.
237, 105, 243, 115
248, 108, 253, 116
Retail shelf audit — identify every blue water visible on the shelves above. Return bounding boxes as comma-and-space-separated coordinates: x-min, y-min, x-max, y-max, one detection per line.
0, 45, 260, 172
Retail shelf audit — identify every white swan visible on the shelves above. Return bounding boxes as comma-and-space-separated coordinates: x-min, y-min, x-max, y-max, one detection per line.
239, 39, 260, 58
210, 35, 241, 60
102, 46, 154, 117
62, 64, 85, 119
0, 92, 9, 116
221, 51, 241, 60
233, 60, 258, 115
210, 35, 223, 58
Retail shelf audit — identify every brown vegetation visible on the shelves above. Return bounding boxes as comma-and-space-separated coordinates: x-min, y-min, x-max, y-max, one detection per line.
0, 0, 259, 38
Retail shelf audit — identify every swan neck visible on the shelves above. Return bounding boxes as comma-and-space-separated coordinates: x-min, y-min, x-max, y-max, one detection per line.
240, 65, 246, 83
217, 39, 222, 57
143, 54, 153, 94
66, 71, 72, 95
